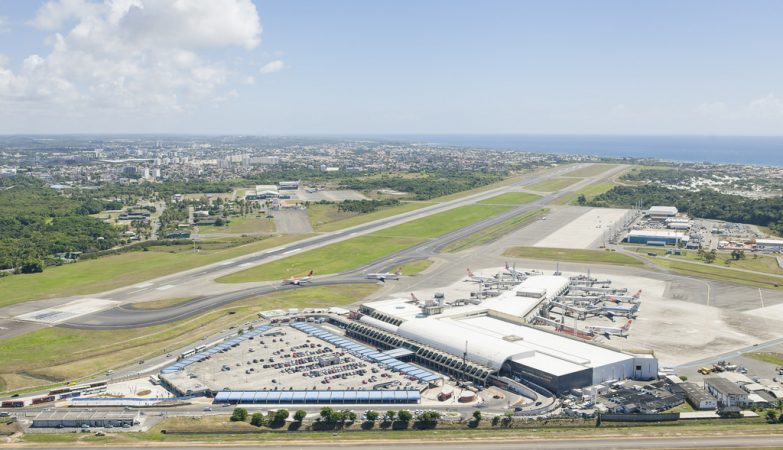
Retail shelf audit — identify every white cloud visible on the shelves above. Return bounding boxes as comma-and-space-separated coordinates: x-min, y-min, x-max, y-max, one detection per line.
1, 0, 262, 118
748, 93, 783, 118
260, 59, 286, 75
696, 95, 783, 120
0, 16, 9, 33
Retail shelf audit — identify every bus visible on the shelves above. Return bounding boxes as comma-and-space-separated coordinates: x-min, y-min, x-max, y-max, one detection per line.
195, 345, 207, 353
31, 395, 55, 405
1, 400, 24, 408
179, 349, 196, 360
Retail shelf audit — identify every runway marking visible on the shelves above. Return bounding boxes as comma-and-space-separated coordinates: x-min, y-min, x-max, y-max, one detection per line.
127, 288, 149, 295
217, 260, 235, 266
759, 288, 765, 308
156, 284, 176, 291
349, 232, 358, 236
282, 248, 301, 255
133, 282, 154, 288
15, 298, 119, 324
238, 263, 253, 268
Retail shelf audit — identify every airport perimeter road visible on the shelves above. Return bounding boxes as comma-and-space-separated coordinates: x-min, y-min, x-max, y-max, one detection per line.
59, 164, 628, 329
18, 435, 783, 449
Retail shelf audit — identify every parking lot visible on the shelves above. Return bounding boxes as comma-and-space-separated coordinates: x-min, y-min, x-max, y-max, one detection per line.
163, 326, 421, 394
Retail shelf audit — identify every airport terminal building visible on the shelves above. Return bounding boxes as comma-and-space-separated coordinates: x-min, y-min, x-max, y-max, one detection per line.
355, 276, 657, 394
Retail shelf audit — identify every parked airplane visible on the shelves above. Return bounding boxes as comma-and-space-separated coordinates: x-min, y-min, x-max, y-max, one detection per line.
365, 267, 402, 282
586, 320, 633, 337
504, 262, 528, 280
601, 302, 640, 319
465, 268, 497, 284
607, 290, 642, 304
282, 270, 314, 286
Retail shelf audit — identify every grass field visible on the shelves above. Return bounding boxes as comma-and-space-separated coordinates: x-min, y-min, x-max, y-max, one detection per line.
219, 204, 511, 283
443, 208, 548, 253
563, 164, 618, 177
643, 257, 783, 290
668, 251, 783, 275
553, 181, 615, 205
309, 201, 434, 232
527, 177, 582, 192
0, 284, 378, 395
477, 192, 541, 205
401, 258, 434, 276
0, 234, 309, 308
744, 352, 783, 366
503, 246, 644, 266
199, 215, 276, 234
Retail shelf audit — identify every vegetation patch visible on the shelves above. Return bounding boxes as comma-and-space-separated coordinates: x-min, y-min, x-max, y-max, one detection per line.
503, 246, 644, 266
0, 234, 308, 308
744, 352, 783, 367
220, 204, 511, 283
643, 257, 783, 290
400, 259, 434, 276
444, 209, 548, 253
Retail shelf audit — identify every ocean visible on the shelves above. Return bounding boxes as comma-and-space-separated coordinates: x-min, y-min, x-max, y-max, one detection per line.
385, 135, 783, 167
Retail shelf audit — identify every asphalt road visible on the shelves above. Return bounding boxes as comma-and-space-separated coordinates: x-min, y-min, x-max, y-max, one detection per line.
18, 435, 783, 449
60, 165, 628, 330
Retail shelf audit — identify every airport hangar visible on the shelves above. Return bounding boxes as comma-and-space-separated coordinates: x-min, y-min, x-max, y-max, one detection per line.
351, 275, 657, 395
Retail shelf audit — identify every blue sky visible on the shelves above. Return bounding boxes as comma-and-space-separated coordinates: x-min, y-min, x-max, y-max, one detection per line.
0, 0, 781, 134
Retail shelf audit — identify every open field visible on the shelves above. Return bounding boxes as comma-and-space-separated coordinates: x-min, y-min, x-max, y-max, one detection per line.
527, 177, 582, 192
401, 258, 434, 276
477, 192, 541, 205
563, 164, 618, 177
668, 251, 783, 275
0, 235, 309, 308
553, 181, 615, 205
200, 215, 276, 234
743, 352, 783, 366
504, 246, 644, 266
219, 204, 511, 283
643, 257, 783, 290
0, 284, 378, 394
310, 201, 434, 232
443, 208, 548, 253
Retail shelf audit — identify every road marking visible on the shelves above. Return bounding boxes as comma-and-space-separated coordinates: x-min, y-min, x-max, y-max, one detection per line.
156, 284, 176, 291
239, 263, 253, 268
282, 248, 301, 255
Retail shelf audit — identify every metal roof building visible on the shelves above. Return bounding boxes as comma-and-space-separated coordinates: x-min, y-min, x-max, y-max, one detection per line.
32, 411, 139, 428
214, 389, 420, 405
647, 206, 678, 217
362, 275, 657, 394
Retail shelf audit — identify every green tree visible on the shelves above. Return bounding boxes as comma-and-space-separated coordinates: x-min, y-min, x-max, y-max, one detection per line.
230, 407, 248, 422
365, 411, 379, 421
250, 412, 265, 427
385, 410, 396, 422
397, 410, 413, 422
293, 410, 307, 422
472, 410, 482, 421
274, 409, 289, 423
576, 194, 587, 205
320, 407, 334, 421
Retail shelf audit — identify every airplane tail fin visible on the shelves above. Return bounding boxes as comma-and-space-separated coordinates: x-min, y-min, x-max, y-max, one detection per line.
307, 270, 314, 277
395, 267, 402, 276
622, 320, 633, 331
466, 268, 474, 277
410, 292, 420, 303
633, 289, 642, 298
505, 262, 510, 271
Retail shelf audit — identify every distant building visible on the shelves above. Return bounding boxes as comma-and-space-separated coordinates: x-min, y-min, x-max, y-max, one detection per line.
32, 411, 138, 428
626, 229, 689, 246
254, 185, 279, 198
278, 180, 300, 190
704, 377, 749, 408
646, 206, 678, 220
754, 239, 783, 252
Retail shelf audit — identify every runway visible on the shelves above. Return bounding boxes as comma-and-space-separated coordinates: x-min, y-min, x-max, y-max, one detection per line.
29, 164, 629, 330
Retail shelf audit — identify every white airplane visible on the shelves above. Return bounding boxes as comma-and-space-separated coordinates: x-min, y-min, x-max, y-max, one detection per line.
607, 290, 642, 304
586, 320, 633, 338
282, 270, 314, 286
504, 262, 527, 279
601, 303, 639, 319
465, 268, 497, 284
365, 267, 402, 282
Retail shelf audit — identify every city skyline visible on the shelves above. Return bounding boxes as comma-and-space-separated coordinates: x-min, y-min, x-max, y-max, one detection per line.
0, 0, 782, 135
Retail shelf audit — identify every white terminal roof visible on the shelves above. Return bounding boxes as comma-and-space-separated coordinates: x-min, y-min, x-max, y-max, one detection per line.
385, 275, 634, 376
756, 239, 783, 245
